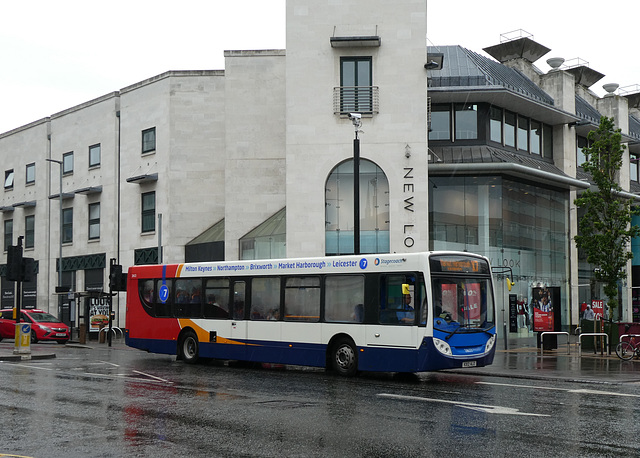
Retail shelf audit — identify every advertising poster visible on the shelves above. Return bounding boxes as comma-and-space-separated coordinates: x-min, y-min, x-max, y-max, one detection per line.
89, 296, 110, 332
531, 287, 554, 332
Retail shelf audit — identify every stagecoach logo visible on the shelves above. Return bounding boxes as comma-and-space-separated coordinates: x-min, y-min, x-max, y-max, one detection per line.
375, 257, 406, 266
359, 258, 368, 269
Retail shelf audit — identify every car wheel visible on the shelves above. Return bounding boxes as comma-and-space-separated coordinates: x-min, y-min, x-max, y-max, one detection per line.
331, 337, 358, 377
179, 331, 200, 364
31, 330, 38, 344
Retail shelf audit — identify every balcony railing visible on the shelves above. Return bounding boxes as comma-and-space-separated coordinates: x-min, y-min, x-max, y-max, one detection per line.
334, 86, 379, 115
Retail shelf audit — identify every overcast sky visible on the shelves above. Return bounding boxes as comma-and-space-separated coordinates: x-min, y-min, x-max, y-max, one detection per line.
0, 1, 637, 134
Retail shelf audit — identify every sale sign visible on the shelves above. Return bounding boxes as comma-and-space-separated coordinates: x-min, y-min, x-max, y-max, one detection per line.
592, 300, 604, 320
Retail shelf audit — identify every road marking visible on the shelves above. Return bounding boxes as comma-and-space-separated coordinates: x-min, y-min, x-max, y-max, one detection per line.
133, 370, 173, 383
378, 393, 549, 417
477, 381, 640, 398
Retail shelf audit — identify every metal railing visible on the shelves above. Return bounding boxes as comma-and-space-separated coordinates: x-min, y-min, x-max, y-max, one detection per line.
539, 331, 570, 356
578, 332, 608, 356
333, 86, 379, 115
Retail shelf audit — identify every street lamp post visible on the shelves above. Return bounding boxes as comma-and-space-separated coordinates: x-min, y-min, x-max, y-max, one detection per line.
348, 113, 362, 255
46, 158, 63, 296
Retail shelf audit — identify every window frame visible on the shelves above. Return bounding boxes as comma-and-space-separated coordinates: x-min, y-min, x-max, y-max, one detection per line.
62, 152, 74, 175
4, 219, 13, 251
141, 191, 156, 233
62, 207, 73, 244
25, 163, 35, 185
142, 127, 156, 154
25, 215, 35, 249
89, 144, 101, 168
4, 169, 14, 190
340, 56, 373, 114
88, 202, 100, 240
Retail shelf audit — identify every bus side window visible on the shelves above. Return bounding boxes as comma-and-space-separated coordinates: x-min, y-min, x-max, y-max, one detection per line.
155, 279, 172, 317
204, 279, 230, 319
251, 277, 280, 320
380, 274, 416, 325
324, 275, 364, 323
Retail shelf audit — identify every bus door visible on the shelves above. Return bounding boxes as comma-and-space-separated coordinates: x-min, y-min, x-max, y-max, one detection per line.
366, 274, 418, 348
230, 281, 247, 343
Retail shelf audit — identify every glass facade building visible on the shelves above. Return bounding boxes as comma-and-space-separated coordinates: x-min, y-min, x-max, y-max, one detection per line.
429, 176, 569, 325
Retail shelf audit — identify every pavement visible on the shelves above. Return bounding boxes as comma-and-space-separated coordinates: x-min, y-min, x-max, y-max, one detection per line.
1, 335, 639, 384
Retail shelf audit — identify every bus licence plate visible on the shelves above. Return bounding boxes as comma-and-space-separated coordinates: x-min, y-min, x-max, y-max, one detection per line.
462, 361, 477, 368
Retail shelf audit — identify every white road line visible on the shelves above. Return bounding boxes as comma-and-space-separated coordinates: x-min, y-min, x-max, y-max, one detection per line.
477, 381, 640, 398
133, 370, 173, 383
378, 393, 550, 417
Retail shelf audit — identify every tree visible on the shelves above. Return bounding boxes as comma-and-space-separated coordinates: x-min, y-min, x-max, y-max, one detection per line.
574, 116, 640, 317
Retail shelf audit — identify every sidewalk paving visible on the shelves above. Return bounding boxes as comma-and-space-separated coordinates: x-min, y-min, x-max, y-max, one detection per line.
2, 336, 639, 384
450, 336, 640, 385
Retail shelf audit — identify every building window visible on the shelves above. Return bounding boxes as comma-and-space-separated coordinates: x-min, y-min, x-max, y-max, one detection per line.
530, 120, 541, 155
4, 219, 12, 251
631, 155, 639, 182
542, 125, 553, 158
429, 104, 451, 141
340, 57, 373, 113
325, 159, 389, 255
62, 208, 73, 243
63, 152, 74, 175
577, 136, 589, 167
25, 215, 34, 249
517, 115, 529, 152
4, 170, 14, 190
504, 111, 516, 148
454, 104, 478, 140
142, 128, 156, 154
89, 144, 101, 168
142, 192, 155, 233
88, 203, 100, 240
239, 208, 286, 260
25, 163, 35, 185
489, 106, 503, 143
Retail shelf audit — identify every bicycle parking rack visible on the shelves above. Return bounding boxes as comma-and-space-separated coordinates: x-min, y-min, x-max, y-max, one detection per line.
539, 331, 570, 356
618, 334, 640, 342
578, 332, 608, 356
99, 326, 123, 340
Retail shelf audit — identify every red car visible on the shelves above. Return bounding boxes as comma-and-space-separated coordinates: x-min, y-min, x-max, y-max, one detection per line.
0, 309, 70, 344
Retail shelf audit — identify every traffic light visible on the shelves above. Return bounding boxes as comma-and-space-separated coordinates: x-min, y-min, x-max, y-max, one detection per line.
109, 263, 122, 291
6, 245, 23, 282
109, 263, 127, 291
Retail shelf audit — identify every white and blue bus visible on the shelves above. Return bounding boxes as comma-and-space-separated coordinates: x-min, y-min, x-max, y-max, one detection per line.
125, 251, 497, 376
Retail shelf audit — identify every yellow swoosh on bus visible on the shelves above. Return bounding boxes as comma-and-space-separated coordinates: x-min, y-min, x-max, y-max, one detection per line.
178, 319, 258, 346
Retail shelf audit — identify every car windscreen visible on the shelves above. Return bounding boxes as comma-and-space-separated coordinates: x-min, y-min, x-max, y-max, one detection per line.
27, 312, 60, 323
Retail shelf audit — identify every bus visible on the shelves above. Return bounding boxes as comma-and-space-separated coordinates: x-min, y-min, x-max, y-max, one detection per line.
125, 251, 497, 376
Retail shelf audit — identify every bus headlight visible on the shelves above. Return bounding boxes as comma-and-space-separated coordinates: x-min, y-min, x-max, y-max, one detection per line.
433, 338, 452, 356
485, 334, 496, 353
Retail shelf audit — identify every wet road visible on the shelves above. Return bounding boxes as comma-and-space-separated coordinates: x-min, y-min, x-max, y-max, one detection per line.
1, 341, 640, 457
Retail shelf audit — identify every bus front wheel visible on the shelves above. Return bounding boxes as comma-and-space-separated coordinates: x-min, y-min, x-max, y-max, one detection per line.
332, 337, 358, 377
179, 331, 200, 364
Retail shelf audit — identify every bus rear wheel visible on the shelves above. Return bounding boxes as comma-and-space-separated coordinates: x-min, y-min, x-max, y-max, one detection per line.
179, 331, 200, 364
332, 337, 357, 377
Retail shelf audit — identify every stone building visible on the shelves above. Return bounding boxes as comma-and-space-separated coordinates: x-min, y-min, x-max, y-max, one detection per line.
1, 2, 638, 339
